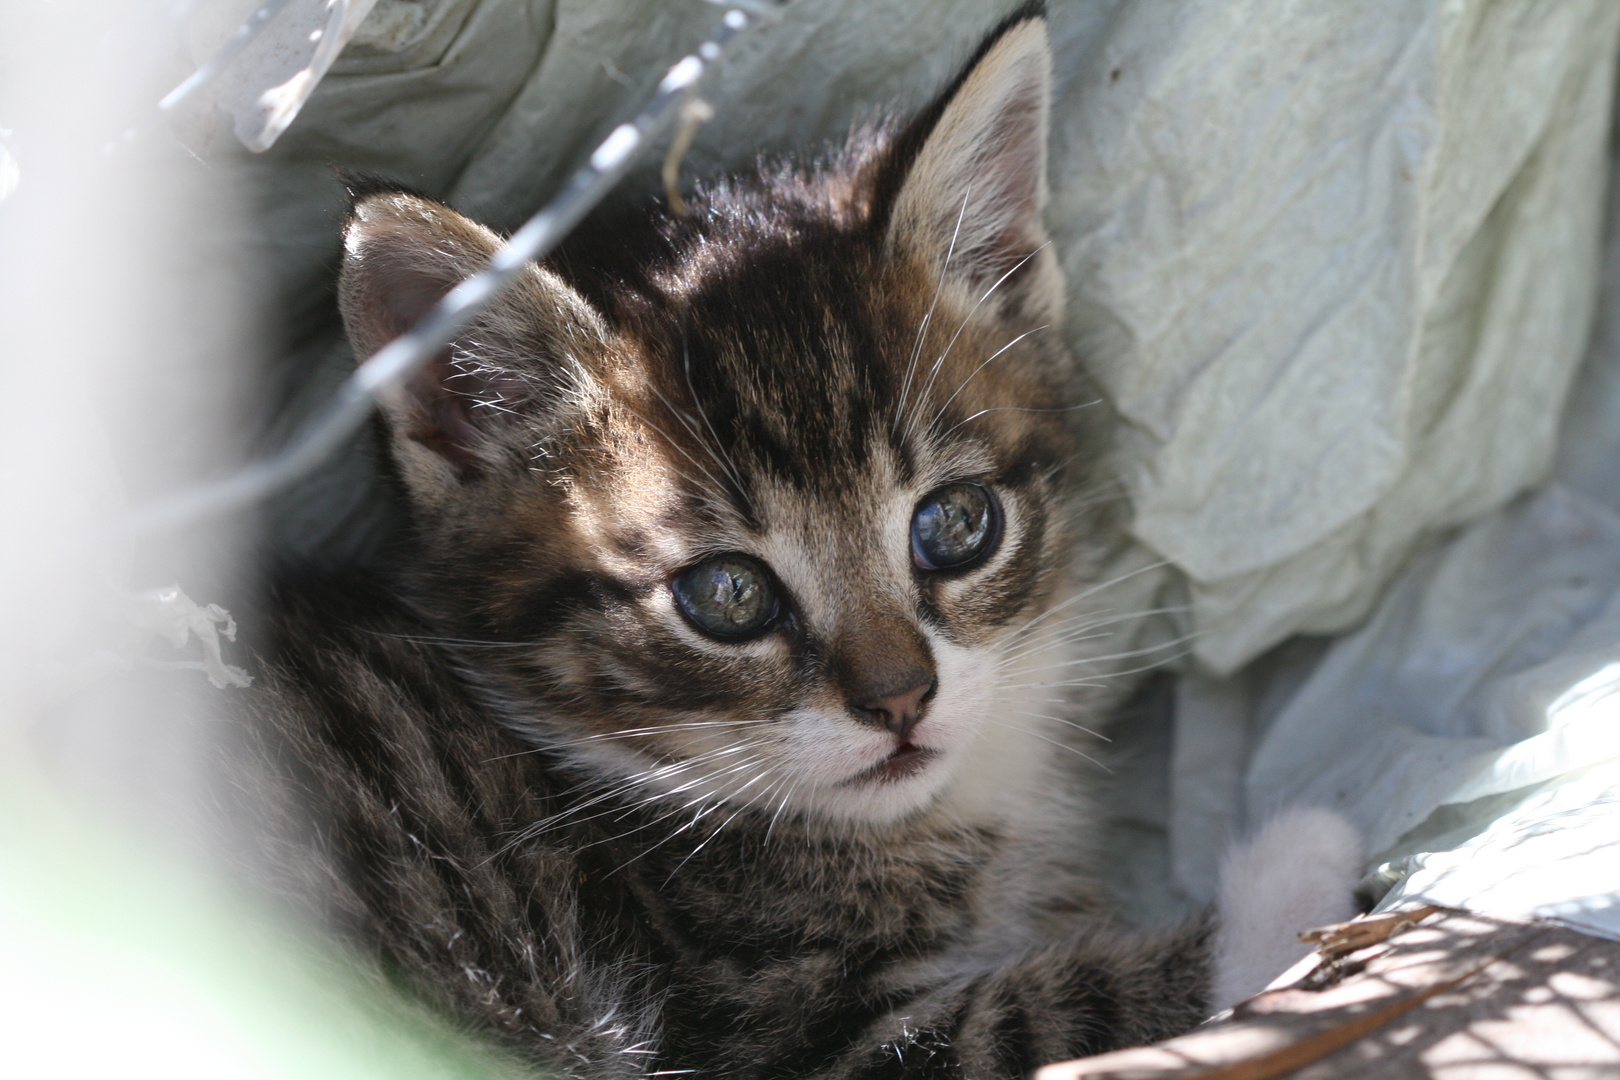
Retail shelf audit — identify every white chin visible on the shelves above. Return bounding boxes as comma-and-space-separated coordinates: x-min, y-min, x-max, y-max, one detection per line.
793, 751, 959, 826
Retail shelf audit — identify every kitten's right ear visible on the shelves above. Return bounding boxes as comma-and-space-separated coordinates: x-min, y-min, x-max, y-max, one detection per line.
338, 188, 607, 506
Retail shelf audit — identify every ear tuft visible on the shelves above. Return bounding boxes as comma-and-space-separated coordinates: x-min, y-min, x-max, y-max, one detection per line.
886, 15, 1058, 319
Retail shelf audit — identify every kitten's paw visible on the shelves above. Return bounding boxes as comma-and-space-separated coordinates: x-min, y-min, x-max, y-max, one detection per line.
1211, 807, 1362, 1011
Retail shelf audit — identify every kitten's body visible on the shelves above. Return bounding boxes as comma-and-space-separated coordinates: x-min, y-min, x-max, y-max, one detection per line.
241, 13, 1352, 1078
248, 577, 1209, 1079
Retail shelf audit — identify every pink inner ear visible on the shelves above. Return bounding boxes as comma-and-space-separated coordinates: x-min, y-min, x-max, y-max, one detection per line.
359, 247, 512, 473
402, 347, 486, 472
364, 240, 459, 343
971, 91, 1044, 284
885, 17, 1054, 308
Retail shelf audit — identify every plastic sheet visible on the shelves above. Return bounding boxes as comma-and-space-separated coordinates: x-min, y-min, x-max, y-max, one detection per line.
183, 0, 382, 152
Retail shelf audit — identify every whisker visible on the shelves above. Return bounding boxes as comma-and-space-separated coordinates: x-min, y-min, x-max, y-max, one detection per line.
895, 188, 971, 435
481, 718, 771, 762
997, 646, 1196, 691
356, 629, 543, 649
622, 406, 736, 513
1003, 710, 1111, 742
927, 324, 1049, 433
605, 757, 773, 877
999, 605, 1135, 658
1005, 630, 1199, 673
997, 605, 1191, 667
682, 333, 753, 516
906, 241, 1051, 441
980, 717, 1111, 773
643, 361, 748, 511
774, 790, 801, 838
1001, 559, 1171, 644
996, 629, 1118, 670
765, 777, 800, 843
578, 757, 769, 856
938, 400, 1100, 440
498, 744, 754, 848
660, 769, 777, 886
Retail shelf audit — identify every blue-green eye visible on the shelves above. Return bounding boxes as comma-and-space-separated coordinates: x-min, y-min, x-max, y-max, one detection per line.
673, 555, 780, 638
911, 483, 998, 570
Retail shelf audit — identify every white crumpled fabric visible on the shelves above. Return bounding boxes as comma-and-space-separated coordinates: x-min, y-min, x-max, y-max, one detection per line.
182, 0, 1620, 934
1172, 130, 1620, 940
1248, 487, 1620, 858
1051, 0, 1619, 673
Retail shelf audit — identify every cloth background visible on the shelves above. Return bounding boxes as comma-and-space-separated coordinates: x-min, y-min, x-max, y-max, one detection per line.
186, 0, 1620, 934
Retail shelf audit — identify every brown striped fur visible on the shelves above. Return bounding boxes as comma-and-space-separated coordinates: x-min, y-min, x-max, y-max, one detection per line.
245, 11, 1215, 1078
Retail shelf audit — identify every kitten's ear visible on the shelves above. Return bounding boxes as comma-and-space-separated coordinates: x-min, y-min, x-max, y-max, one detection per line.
884, 14, 1059, 320
338, 188, 606, 505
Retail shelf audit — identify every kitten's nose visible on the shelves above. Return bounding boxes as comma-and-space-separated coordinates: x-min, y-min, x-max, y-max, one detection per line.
850, 674, 936, 740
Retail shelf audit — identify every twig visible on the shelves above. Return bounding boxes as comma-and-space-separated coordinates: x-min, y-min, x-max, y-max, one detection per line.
663, 96, 716, 216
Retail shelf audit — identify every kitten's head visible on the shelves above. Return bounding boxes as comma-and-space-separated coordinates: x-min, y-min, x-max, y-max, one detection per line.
338, 15, 1117, 827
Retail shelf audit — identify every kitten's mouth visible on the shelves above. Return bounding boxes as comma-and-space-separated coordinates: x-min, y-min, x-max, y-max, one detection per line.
852, 742, 937, 784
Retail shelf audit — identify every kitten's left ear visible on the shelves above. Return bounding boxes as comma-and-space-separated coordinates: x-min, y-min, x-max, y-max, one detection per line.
885, 13, 1059, 320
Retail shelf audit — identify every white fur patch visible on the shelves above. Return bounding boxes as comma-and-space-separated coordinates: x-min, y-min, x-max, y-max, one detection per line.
1211, 807, 1363, 1010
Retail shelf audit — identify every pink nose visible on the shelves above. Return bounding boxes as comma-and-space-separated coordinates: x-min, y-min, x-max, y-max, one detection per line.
851, 678, 935, 740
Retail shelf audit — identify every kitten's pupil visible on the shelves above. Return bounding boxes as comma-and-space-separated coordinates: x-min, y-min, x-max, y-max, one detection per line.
911, 483, 998, 570
673, 555, 779, 638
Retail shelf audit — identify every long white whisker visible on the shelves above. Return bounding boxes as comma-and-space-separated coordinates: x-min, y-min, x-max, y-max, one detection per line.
997, 605, 1192, 667
637, 383, 746, 506
1003, 710, 1111, 742
998, 647, 1196, 691
928, 325, 1049, 433
907, 241, 1051, 441
641, 345, 750, 512
765, 777, 800, 843
938, 400, 1100, 439
605, 755, 775, 877
1002, 559, 1171, 644
995, 629, 1118, 668
999, 632, 1199, 678
895, 188, 972, 435
500, 744, 752, 847
484, 719, 772, 761
660, 768, 778, 886
622, 406, 735, 512
574, 754, 771, 868
682, 336, 753, 516
981, 717, 1110, 773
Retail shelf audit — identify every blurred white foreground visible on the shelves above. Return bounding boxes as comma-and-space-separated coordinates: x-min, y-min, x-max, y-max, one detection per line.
4, 1, 1620, 1075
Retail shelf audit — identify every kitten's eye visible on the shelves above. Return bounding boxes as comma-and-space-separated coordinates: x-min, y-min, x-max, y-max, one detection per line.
673, 555, 780, 639
911, 483, 999, 571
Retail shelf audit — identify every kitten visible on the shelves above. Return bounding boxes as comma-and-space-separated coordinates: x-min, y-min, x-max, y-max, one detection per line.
241, 10, 1357, 1077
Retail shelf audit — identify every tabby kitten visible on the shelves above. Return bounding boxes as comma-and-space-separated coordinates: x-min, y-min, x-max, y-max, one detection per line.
244, 12, 1333, 1078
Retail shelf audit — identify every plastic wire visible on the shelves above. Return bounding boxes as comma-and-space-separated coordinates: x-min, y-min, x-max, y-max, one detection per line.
123, 0, 791, 538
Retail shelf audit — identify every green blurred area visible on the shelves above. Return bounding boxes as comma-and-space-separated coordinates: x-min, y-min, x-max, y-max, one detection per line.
0, 752, 529, 1080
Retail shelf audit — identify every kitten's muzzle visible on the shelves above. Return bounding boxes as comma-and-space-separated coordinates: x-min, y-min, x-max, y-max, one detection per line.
849, 674, 936, 741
